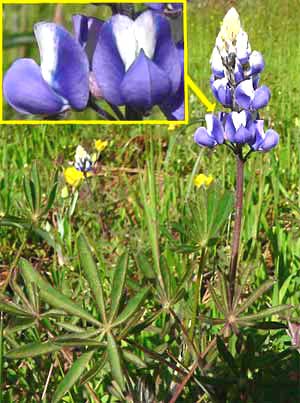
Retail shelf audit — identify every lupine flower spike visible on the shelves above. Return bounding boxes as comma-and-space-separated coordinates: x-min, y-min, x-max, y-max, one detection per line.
194, 7, 279, 157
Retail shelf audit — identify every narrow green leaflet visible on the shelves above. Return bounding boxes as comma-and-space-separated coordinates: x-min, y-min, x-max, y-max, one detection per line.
79, 352, 107, 385
0, 298, 33, 318
107, 332, 125, 390
237, 304, 291, 323
235, 279, 275, 315
113, 287, 149, 327
6, 341, 61, 359
20, 259, 100, 327
109, 253, 128, 322
52, 350, 94, 403
31, 163, 41, 213
216, 336, 239, 376
77, 234, 107, 322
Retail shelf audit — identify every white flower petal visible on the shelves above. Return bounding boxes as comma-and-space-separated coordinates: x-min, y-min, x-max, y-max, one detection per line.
134, 11, 156, 61
112, 15, 137, 71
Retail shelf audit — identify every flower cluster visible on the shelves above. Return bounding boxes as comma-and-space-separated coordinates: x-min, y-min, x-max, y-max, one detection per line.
194, 8, 279, 154
3, 5, 184, 121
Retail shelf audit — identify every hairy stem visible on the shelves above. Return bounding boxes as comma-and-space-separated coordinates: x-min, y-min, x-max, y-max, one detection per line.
0, 313, 3, 403
189, 248, 207, 339
229, 154, 244, 305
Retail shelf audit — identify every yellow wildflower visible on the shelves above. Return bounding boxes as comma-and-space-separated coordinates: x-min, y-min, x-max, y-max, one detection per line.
194, 174, 214, 188
168, 124, 181, 131
94, 139, 108, 152
64, 167, 84, 188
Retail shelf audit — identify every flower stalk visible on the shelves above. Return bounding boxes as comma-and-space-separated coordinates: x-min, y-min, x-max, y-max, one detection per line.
229, 152, 244, 304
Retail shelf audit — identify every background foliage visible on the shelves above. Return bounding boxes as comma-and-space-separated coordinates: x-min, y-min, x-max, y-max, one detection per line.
1, 0, 300, 402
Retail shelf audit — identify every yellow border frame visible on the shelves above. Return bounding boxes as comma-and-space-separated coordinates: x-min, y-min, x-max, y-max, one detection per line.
1, 0, 188, 125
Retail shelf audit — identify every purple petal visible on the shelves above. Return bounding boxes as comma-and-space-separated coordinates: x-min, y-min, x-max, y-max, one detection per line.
3, 58, 67, 115
252, 119, 266, 150
234, 126, 254, 144
92, 18, 126, 105
224, 113, 237, 142
212, 78, 232, 108
153, 12, 181, 94
120, 50, 171, 110
194, 127, 216, 148
34, 22, 89, 110
209, 115, 224, 144
234, 60, 244, 84
252, 85, 271, 110
160, 41, 184, 120
210, 47, 224, 78
72, 15, 103, 64
259, 129, 279, 151
249, 51, 264, 75
235, 80, 253, 109
252, 75, 260, 90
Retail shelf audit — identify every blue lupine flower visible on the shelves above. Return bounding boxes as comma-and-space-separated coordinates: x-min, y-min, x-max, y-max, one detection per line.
210, 77, 233, 108
251, 120, 279, 152
235, 79, 271, 111
194, 114, 224, 148
248, 51, 264, 75
92, 10, 181, 113
160, 40, 184, 120
72, 14, 103, 66
74, 145, 93, 172
224, 111, 255, 144
3, 23, 89, 116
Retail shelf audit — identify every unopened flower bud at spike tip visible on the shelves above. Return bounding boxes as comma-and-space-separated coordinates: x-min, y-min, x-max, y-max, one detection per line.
221, 7, 241, 40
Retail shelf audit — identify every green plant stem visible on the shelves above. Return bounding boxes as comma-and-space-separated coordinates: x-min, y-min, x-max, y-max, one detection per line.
0, 312, 3, 403
189, 248, 207, 339
229, 154, 244, 305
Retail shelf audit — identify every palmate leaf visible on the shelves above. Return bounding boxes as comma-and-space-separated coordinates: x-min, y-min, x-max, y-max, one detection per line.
206, 187, 233, 241
77, 234, 107, 323
109, 253, 128, 322
52, 350, 94, 403
20, 259, 101, 327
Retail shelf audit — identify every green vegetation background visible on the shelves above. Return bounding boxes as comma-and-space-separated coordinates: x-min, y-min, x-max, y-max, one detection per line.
1, 0, 300, 401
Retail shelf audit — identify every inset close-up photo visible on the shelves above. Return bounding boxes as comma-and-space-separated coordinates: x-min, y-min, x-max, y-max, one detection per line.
3, 2, 186, 122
